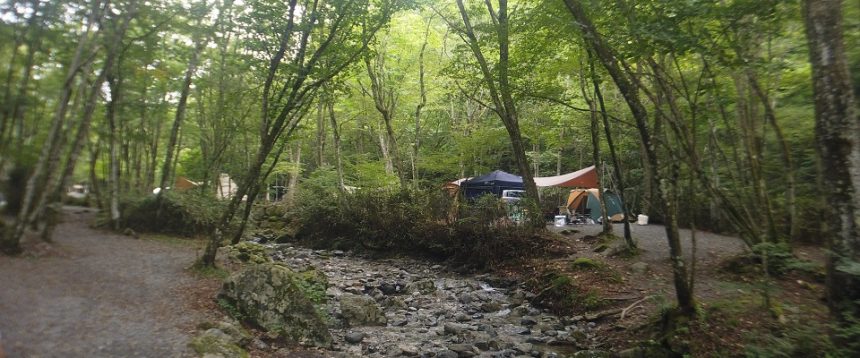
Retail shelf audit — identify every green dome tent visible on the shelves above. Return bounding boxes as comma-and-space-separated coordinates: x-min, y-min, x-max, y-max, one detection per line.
565, 188, 625, 222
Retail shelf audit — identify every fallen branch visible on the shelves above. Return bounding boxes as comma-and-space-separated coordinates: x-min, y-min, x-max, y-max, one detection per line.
585, 308, 622, 321
620, 295, 653, 321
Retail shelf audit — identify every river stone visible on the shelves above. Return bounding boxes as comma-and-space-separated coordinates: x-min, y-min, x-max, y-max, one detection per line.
436, 350, 458, 358
218, 263, 332, 348
480, 302, 501, 313
443, 322, 468, 335
447, 343, 476, 357
520, 317, 537, 326
406, 279, 437, 295
340, 293, 387, 326
344, 331, 366, 344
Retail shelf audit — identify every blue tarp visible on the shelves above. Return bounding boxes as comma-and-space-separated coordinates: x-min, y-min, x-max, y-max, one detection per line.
461, 170, 524, 199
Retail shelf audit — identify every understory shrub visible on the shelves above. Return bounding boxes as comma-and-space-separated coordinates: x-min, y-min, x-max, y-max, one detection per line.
285, 185, 552, 270
122, 191, 227, 236
722, 242, 823, 279
527, 269, 605, 314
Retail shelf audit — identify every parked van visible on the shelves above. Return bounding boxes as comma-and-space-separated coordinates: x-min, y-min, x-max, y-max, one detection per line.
501, 189, 525, 203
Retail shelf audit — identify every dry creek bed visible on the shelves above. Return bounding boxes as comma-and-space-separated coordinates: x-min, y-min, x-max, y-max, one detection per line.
264, 243, 605, 358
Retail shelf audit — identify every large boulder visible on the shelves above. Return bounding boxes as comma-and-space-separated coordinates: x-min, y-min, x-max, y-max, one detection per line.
219, 263, 332, 348
339, 294, 387, 326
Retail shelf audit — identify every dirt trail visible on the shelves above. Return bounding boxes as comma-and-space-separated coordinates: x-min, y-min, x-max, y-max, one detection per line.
0, 207, 209, 358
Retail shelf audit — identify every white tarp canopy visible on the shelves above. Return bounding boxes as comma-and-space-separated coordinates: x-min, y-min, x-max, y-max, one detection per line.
534, 165, 599, 188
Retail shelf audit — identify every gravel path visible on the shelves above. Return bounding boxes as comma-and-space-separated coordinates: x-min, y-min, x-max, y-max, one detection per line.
0, 207, 206, 358
550, 222, 748, 264
549, 221, 750, 301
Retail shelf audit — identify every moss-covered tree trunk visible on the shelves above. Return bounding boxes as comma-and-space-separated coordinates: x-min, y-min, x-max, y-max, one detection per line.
802, 0, 860, 335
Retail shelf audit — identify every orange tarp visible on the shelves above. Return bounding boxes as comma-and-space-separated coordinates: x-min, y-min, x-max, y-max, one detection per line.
534, 165, 598, 188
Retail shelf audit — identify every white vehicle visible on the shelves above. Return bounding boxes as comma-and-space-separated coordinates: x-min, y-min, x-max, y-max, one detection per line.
501, 189, 526, 202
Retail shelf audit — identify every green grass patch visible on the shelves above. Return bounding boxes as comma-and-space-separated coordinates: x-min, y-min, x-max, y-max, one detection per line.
571, 257, 604, 270
191, 264, 230, 280
140, 233, 201, 247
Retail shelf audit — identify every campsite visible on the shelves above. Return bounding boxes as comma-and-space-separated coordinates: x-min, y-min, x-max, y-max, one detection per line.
1, 1, 858, 357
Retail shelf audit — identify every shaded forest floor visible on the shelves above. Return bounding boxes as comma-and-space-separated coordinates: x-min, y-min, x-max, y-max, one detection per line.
0, 208, 831, 357
521, 222, 831, 356
0, 207, 221, 358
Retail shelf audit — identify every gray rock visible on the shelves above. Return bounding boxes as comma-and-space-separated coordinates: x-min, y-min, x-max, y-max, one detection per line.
436, 350, 459, 358
251, 338, 268, 350
399, 344, 420, 356
448, 343, 476, 357
406, 279, 437, 295
344, 331, 366, 344
444, 322, 469, 335
520, 317, 537, 326
458, 292, 474, 304
480, 302, 502, 313
513, 343, 533, 354
525, 337, 547, 344
218, 263, 332, 348
340, 293, 388, 326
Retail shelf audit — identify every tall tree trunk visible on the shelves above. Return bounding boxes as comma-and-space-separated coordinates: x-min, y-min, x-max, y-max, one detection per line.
286, 144, 302, 203
107, 67, 123, 231
412, 17, 431, 188
315, 99, 326, 168
802, 0, 860, 332
364, 55, 405, 185
32, 6, 131, 237
328, 100, 346, 193
3, 0, 49, 153
454, 0, 538, 204
156, 38, 206, 210
556, 127, 564, 175
579, 62, 611, 234
747, 73, 798, 241
563, 0, 694, 316
378, 130, 394, 174
2, 1, 102, 253
592, 69, 635, 248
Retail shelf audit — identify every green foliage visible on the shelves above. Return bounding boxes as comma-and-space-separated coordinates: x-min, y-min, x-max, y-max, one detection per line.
744, 322, 835, 358
832, 308, 860, 357
217, 297, 246, 322
530, 270, 606, 314
571, 257, 603, 270
189, 332, 249, 358
191, 264, 230, 280
223, 242, 270, 264
292, 269, 329, 306
723, 243, 823, 278
751, 242, 822, 276
285, 184, 550, 270
121, 191, 228, 237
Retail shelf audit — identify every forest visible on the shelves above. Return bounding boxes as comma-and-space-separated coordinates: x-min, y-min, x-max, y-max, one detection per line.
0, 0, 858, 357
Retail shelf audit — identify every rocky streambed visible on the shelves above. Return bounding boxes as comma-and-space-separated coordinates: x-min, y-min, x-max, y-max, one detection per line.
264, 244, 605, 357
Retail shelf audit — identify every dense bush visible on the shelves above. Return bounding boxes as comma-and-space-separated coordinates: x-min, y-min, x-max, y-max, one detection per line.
284, 185, 553, 270
122, 191, 227, 236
